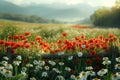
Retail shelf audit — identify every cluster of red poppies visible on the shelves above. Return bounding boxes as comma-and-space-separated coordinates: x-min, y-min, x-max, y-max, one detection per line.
0, 32, 118, 54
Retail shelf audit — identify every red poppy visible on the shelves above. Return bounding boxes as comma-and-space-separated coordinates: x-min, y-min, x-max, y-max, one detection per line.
80, 35, 85, 39
62, 32, 68, 37
36, 36, 41, 41
24, 43, 30, 49
94, 66, 101, 71
10, 48, 15, 54
101, 44, 107, 50
70, 69, 74, 75
4, 42, 10, 47
57, 40, 62, 44
75, 36, 80, 40
8, 35, 13, 39
19, 35, 26, 40
95, 56, 102, 62
24, 32, 31, 36
104, 38, 109, 42
96, 43, 100, 48
108, 34, 114, 38
86, 59, 92, 65
30, 41, 35, 45
113, 36, 118, 42
88, 39, 94, 43
23, 39, 28, 44
90, 50, 96, 56
0, 40, 4, 45
14, 34, 19, 40
74, 59, 79, 64
98, 35, 103, 39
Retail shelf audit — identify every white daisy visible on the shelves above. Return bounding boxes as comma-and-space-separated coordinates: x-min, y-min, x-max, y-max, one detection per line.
86, 66, 93, 70
5, 64, 13, 70
68, 56, 73, 60
33, 60, 39, 65
65, 67, 71, 72
48, 60, 56, 66
26, 63, 33, 67
44, 66, 49, 70
4, 70, 12, 77
103, 57, 109, 61
71, 75, 76, 79
42, 72, 48, 77
116, 57, 120, 62
16, 55, 22, 60
59, 62, 64, 66
57, 75, 65, 80
97, 68, 108, 76
0, 67, 6, 75
77, 52, 83, 57
111, 73, 120, 80
102, 60, 111, 65
81, 44, 86, 49
52, 68, 61, 74
13, 61, 21, 66
3, 56, 9, 61
115, 64, 120, 69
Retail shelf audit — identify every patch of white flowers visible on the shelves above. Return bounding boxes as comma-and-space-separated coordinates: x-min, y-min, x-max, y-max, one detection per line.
102, 57, 111, 65
97, 68, 108, 77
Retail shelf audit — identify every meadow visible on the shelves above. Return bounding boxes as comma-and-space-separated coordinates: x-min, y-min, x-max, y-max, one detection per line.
0, 20, 120, 80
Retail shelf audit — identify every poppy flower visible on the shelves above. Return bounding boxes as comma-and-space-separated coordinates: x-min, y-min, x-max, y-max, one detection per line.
95, 56, 102, 62
98, 35, 103, 39
94, 66, 101, 71
14, 34, 19, 40
24, 32, 31, 36
24, 43, 30, 49
80, 35, 85, 39
96, 43, 100, 48
23, 39, 28, 44
62, 32, 68, 37
36, 36, 41, 41
70, 69, 74, 75
108, 34, 114, 38
30, 41, 35, 45
90, 50, 96, 56
104, 38, 109, 42
0, 40, 4, 45
75, 37, 80, 40
86, 59, 92, 65
57, 40, 62, 44
19, 35, 26, 40
74, 59, 79, 64
8, 35, 13, 39
4, 42, 10, 47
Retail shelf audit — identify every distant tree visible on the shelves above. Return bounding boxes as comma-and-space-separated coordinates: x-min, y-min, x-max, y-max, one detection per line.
0, 13, 60, 23
91, 0, 120, 27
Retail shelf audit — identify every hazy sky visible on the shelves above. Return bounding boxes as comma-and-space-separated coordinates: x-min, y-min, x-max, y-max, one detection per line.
5, 0, 115, 7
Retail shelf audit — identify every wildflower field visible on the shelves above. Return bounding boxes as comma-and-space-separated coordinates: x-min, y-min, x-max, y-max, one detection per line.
0, 21, 120, 80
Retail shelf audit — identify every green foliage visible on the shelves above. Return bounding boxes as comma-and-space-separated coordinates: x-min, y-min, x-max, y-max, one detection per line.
0, 24, 20, 40
91, 7, 120, 27
0, 13, 60, 24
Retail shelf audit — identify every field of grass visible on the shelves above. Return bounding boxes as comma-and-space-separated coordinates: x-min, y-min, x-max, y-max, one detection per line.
0, 20, 120, 80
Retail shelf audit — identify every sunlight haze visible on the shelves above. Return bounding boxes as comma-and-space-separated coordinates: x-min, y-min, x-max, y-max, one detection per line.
5, 0, 115, 7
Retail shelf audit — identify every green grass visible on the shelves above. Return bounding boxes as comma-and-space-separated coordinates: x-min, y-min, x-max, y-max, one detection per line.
0, 20, 120, 42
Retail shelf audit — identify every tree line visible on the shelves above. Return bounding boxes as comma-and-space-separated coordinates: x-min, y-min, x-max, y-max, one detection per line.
91, 3, 120, 27
0, 13, 60, 23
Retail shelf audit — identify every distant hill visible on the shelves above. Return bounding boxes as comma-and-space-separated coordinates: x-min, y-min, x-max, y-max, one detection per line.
0, 0, 100, 23
0, 13, 60, 23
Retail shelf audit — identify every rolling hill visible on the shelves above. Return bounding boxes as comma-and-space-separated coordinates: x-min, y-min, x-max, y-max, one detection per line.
0, 0, 100, 23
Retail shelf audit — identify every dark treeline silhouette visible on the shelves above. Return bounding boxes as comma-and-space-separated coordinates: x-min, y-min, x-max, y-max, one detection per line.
91, 2, 120, 27
0, 13, 60, 23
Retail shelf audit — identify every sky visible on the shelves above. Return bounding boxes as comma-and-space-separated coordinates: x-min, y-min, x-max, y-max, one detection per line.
5, 0, 116, 7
